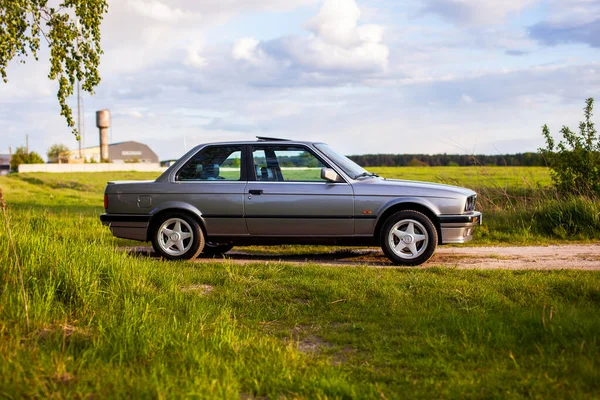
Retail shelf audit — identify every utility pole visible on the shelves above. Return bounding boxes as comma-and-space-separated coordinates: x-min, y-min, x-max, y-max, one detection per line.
26, 134, 29, 154
77, 80, 82, 158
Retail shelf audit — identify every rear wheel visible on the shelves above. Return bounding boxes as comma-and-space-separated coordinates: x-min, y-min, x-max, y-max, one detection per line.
151, 212, 204, 260
201, 242, 234, 257
380, 210, 437, 266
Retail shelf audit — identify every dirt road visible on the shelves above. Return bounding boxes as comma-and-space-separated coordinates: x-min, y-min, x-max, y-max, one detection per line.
125, 244, 600, 269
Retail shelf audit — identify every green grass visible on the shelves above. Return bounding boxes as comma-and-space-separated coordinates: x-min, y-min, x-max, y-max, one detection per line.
372, 166, 552, 189
0, 170, 599, 398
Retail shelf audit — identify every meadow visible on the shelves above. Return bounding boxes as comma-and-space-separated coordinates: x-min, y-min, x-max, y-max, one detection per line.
0, 169, 599, 399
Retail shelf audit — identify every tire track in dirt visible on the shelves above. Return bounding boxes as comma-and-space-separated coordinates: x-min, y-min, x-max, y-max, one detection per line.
123, 244, 600, 269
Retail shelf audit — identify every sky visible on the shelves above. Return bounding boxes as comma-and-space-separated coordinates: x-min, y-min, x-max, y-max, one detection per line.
1, 0, 599, 160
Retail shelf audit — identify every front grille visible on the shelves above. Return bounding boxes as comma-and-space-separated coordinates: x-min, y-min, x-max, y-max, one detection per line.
465, 195, 477, 212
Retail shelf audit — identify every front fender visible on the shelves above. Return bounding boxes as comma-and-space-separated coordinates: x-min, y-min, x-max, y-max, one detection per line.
376, 197, 441, 219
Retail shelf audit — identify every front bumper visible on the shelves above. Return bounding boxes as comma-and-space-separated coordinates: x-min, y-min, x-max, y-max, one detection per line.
100, 214, 151, 242
439, 212, 482, 244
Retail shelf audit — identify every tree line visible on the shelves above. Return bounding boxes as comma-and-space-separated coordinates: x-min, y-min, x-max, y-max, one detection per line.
347, 152, 546, 167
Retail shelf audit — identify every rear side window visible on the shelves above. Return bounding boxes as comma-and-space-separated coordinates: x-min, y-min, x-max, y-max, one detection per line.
176, 146, 242, 181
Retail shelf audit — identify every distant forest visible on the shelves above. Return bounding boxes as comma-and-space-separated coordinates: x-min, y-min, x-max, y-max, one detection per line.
347, 152, 546, 167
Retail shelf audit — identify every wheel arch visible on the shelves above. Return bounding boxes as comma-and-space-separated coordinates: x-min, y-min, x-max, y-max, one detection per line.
374, 201, 442, 244
147, 202, 206, 241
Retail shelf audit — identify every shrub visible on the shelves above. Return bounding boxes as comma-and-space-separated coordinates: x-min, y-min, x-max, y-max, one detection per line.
533, 197, 600, 239
9, 146, 44, 170
540, 98, 600, 196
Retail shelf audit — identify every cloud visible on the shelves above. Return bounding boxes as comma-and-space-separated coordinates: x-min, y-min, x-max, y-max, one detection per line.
293, 0, 389, 71
527, 0, 600, 48
424, 0, 540, 25
530, 19, 600, 48
231, 0, 389, 76
101, 0, 319, 74
505, 49, 529, 56
232, 38, 268, 65
184, 41, 208, 69
126, 0, 189, 23
307, 0, 362, 47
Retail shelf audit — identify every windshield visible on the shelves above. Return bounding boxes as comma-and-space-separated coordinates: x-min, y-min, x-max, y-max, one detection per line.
314, 143, 371, 179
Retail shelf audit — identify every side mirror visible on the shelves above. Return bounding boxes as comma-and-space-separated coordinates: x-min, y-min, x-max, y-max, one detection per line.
321, 168, 343, 183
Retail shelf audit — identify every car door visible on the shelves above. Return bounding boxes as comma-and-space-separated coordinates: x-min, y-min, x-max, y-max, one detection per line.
172, 145, 248, 236
244, 144, 354, 236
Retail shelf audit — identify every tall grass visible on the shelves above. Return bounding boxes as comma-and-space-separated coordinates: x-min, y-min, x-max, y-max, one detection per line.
374, 165, 600, 244
0, 171, 599, 398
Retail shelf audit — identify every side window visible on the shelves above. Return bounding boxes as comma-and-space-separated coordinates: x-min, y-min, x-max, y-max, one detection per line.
252, 146, 328, 182
176, 146, 242, 181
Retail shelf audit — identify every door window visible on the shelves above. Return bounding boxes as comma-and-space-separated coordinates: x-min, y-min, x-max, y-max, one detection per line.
176, 146, 242, 181
252, 146, 328, 182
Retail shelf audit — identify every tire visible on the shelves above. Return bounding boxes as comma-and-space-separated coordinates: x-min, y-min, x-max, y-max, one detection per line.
151, 212, 205, 260
380, 210, 438, 266
201, 242, 234, 257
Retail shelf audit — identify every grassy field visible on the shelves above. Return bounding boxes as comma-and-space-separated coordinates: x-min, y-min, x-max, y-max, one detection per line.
0, 170, 599, 398
372, 166, 552, 189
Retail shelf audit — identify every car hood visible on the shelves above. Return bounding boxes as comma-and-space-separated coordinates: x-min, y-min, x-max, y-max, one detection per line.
355, 177, 475, 197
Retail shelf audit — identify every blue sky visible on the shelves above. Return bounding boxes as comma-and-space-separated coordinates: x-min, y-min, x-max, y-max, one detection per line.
1, 0, 599, 160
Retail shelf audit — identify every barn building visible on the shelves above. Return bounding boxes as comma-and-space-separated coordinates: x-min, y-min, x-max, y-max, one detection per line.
66, 141, 159, 164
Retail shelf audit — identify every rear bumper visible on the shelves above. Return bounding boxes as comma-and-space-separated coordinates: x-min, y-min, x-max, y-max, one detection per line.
100, 214, 151, 242
439, 212, 482, 244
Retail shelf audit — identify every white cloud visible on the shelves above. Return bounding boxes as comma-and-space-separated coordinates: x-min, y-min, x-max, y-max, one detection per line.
461, 94, 474, 103
307, 0, 362, 46
184, 41, 208, 69
126, 0, 189, 23
232, 0, 390, 74
102, 0, 319, 75
232, 38, 265, 64
300, 0, 389, 71
282, 34, 389, 72
425, 0, 541, 25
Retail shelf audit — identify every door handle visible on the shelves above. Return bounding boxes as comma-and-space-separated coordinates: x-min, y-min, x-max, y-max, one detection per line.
249, 189, 263, 195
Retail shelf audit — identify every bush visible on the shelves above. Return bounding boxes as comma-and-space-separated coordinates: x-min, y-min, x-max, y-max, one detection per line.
9, 146, 44, 170
533, 197, 600, 239
540, 98, 600, 196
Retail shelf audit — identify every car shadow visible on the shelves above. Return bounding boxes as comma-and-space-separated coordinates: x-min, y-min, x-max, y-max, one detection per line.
121, 246, 393, 266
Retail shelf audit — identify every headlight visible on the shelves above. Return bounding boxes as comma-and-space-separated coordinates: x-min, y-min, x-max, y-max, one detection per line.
465, 195, 477, 212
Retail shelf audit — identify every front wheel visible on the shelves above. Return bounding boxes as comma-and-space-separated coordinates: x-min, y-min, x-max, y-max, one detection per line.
151, 212, 205, 260
380, 210, 438, 266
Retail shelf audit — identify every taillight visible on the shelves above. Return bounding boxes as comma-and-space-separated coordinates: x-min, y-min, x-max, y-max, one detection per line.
104, 194, 108, 209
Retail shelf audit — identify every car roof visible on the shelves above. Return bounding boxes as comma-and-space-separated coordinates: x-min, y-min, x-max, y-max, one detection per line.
191, 137, 325, 147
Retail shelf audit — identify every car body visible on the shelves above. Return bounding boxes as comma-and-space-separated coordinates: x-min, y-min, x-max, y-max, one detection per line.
100, 138, 482, 265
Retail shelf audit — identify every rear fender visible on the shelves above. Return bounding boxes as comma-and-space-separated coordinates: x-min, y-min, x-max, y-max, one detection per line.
149, 201, 204, 227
